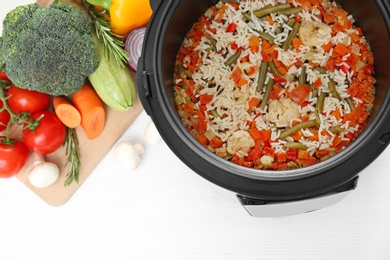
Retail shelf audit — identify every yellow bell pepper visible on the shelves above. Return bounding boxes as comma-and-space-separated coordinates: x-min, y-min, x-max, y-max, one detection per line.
109, 0, 152, 35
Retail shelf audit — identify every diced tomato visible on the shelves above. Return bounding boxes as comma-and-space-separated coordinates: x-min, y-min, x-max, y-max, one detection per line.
245, 144, 263, 162
313, 78, 322, 88
287, 149, 298, 160
230, 67, 243, 85
260, 129, 271, 142
226, 23, 237, 33
324, 58, 336, 72
249, 127, 262, 141
263, 147, 275, 157
276, 152, 287, 163
288, 84, 311, 105
363, 64, 375, 75
199, 94, 213, 105
338, 64, 349, 74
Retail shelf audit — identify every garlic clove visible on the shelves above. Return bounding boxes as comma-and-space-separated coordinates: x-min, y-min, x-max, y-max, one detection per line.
144, 120, 162, 145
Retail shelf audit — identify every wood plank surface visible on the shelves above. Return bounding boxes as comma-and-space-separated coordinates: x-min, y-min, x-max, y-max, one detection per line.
11, 0, 144, 206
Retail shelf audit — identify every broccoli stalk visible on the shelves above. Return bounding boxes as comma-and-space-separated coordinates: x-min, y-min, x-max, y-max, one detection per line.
0, 2, 99, 96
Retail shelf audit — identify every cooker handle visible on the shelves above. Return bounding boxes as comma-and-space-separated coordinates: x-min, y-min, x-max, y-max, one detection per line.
237, 176, 358, 217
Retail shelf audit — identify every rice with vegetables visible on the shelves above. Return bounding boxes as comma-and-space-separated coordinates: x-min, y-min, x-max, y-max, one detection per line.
173, 0, 376, 170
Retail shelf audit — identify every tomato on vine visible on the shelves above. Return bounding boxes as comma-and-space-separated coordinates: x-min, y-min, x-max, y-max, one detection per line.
0, 137, 30, 178
0, 100, 11, 131
6, 85, 51, 114
23, 111, 66, 155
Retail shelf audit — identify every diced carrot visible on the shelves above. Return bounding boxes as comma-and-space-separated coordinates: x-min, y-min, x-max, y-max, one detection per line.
298, 149, 311, 159
276, 152, 287, 163
260, 129, 271, 142
291, 130, 303, 141
334, 43, 349, 56
322, 41, 333, 52
249, 35, 260, 53
230, 67, 243, 84
210, 136, 223, 148
265, 15, 274, 25
315, 149, 330, 159
292, 37, 302, 51
197, 134, 209, 147
313, 78, 322, 88
349, 32, 361, 42
331, 108, 342, 121
288, 84, 311, 105
71, 84, 105, 140
301, 0, 313, 11
248, 97, 260, 107
52, 96, 81, 129
249, 127, 262, 141
183, 101, 195, 113
237, 78, 248, 87
246, 66, 258, 76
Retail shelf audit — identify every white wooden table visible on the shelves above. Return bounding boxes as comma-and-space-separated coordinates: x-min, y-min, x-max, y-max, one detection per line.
1, 1, 390, 259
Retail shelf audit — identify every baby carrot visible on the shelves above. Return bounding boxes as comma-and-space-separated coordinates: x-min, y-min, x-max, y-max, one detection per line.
53, 96, 81, 129
71, 84, 106, 140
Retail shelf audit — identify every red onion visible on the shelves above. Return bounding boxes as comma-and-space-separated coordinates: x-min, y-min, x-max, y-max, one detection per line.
125, 27, 146, 72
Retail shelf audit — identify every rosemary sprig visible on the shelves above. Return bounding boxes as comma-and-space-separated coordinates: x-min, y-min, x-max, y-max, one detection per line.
64, 127, 81, 186
82, 1, 129, 67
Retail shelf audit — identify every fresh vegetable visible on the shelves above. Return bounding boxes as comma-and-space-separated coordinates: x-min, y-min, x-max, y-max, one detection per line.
0, 137, 30, 178
82, 1, 129, 67
86, 0, 152, 35
71, 84, 105, 140
113, 141, 144, 171
0, 2, 99, 95
53, 96, 81, 129
6, 85, 50, 114
23, 111, 67, 155
88, 33, 136, 111
63, 128, 81, 186
0, 100, 11, 131
125, 27, 146, 72
28, 152, 60, 188
144, 120, 162, 145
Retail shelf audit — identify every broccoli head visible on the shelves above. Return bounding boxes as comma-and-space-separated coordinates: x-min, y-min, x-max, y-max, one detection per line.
1, 3, 99, 96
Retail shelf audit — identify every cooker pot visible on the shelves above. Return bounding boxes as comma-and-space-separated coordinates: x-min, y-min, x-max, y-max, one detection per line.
137, 0, 390, 217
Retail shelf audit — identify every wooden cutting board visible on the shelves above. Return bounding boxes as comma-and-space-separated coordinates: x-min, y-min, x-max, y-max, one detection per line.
11, 0, 144, 206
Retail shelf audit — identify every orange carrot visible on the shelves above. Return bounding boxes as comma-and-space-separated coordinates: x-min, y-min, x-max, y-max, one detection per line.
53, 96, 81, 129
71, 84, 106, 140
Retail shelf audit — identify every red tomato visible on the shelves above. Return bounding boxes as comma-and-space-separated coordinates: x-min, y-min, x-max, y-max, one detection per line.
6, 85, 51, 114
0, 100, 11, 131
23, 111, 66, 154
289, 84, 312, 105
0, 138, 30, 178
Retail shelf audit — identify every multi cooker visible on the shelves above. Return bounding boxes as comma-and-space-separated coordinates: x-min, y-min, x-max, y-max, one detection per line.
137, 0, 390, 216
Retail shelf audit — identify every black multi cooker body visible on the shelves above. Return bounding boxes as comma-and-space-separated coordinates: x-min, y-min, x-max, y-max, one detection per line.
137, 0, 390, 216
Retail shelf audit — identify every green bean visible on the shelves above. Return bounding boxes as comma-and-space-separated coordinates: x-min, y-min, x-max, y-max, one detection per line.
221, 0, 238, 3
282, 22, 300, 51
284, 142, 309, 150
242, 12, 253, 22
320, 151, 337, 162
316, 91, 326, 114
279, 120, 318, 140
278, 7, 302, 15
256, 62, 269, 92
260, 78, 274, 110
314, 66, 327, 74
299, 65, 306, 85
287, 18, 295, 27
224, 50, 242, 67
327, 79, 342, 100
254, 3, 291, 18
346, 97, 355, 111
268, 60, 281, 78
254, 29, 275, 45
207, 36, 217, 51
329, 125, 345, 134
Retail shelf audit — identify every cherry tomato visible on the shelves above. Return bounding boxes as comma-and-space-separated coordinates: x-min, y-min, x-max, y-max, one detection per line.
6, 85, 51, 114
0, 100, 11, 131
23, 111, 66, 154
0, 138, 30, 178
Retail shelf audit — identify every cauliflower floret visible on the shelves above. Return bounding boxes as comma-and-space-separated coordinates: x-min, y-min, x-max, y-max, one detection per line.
226, 130, 255, 157
299, 20, 332, 47
268, 97, 300, 127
